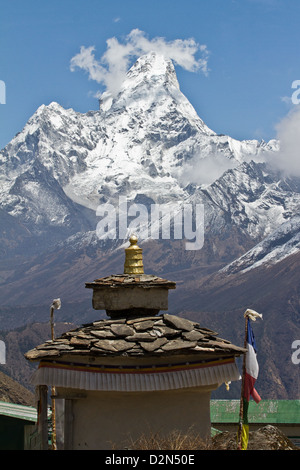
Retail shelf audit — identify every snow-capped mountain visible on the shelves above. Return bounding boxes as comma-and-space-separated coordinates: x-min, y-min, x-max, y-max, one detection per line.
221, 215, 300, 274
0, 52, 284, 252
0, 51, 299, 316
0, 50, 299, 295
1, 51, 300, 399
199, 161, 300, 240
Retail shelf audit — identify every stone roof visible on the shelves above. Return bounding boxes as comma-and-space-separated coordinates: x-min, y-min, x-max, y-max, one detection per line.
25, 313, 245, 362
85, 274, 176, 290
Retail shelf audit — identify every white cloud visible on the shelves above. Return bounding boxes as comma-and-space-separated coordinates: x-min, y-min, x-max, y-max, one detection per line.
175, 153, 237, 186
270, 106, 300, 177
70, 29, 209, 97
280, 96, 292, 105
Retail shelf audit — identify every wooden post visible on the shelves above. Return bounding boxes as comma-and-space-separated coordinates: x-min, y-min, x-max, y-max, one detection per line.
50, 299, 60, 450
237, 315, 248, 450
50, 305, 57, 450
51, 386, 57, 450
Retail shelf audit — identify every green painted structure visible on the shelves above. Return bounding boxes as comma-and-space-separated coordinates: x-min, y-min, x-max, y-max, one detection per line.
211, 399, 300, 443
1, 399, 299, 449
0, 401, 37, 450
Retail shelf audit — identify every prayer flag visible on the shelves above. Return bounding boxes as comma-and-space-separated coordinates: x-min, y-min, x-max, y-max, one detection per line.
244, 318, 261, 404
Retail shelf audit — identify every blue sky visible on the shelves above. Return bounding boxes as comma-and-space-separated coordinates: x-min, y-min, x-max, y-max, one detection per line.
1, 0, 300, 150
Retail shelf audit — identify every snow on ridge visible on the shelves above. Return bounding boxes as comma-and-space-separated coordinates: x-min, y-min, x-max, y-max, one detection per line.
0, 52, 286, 251
221, 216, 300, 274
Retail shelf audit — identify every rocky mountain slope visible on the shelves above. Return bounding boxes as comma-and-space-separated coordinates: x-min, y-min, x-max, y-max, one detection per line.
0, 369, 35, 406
0, 52, 299, 399
0, 52, 279, 250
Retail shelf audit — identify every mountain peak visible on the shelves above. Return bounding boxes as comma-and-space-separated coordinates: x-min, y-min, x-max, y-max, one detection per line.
99, 52, 180, 111
126, 51, 179, 88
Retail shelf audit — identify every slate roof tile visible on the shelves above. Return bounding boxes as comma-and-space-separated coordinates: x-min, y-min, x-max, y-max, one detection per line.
25, 312, 246, 362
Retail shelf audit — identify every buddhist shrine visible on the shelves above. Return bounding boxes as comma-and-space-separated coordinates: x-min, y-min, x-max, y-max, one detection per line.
25, 236, 245, 450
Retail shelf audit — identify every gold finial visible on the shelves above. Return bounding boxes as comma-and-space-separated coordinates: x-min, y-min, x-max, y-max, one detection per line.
124, 235, 144, 275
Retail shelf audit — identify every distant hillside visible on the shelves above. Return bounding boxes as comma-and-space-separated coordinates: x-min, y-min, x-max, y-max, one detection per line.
0, 369, 35, 406
0, 321, 78, 393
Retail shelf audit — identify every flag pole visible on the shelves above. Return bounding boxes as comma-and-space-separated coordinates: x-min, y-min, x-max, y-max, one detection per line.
50, 298, 61, 451
237, 313, 248, 450
237, 308, 262, 450
50, 304, 57, 451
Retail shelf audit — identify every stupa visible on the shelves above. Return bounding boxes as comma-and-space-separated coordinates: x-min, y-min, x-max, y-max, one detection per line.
25, 236, 245, 450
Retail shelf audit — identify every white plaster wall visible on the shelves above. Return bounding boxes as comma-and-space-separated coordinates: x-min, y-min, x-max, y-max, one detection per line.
68, 386, 216, 450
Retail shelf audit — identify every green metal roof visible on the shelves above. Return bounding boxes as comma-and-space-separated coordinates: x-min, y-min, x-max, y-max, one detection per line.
0, 401, 37, 423
211, 400, 300, 425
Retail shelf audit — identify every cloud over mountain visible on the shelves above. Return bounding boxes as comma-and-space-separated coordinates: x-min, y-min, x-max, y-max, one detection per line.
271, 105, 300, 177
70, 29, 209, 98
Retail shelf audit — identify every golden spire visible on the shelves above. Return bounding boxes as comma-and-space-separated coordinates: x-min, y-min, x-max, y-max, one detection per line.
124, 235, 144, 275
